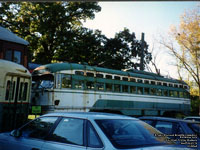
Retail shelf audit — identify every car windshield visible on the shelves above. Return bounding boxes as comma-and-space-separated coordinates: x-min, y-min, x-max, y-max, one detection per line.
95, 119, 174, 149
188, 123, 200, 137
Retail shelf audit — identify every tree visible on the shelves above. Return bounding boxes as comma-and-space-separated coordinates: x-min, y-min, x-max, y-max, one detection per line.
160, 5, 200, 115
101, 28, 151, 70
0, 3, 151, 71
0, 2, 101, 64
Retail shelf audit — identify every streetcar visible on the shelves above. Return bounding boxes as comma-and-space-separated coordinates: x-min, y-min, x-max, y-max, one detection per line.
0, 59, 31, 132
31, 62, 191, 116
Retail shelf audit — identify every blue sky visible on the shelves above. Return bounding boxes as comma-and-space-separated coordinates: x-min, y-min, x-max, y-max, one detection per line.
83, 2, 199, 78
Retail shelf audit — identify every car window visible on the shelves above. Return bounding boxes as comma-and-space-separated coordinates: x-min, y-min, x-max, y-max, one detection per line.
188, 123, 200, 137
95, 119, 173, 149
48, 118, 84, 146
155, 121, 173, 134
87, 121, 103, 148
20, 117, 58, 139
141, 119, 154, 125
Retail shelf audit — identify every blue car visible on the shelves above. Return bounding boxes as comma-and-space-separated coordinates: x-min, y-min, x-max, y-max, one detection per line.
139, 116, 200, 149
0, 112, 193, 150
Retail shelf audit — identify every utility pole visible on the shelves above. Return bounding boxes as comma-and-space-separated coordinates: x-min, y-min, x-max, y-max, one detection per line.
140, 33, 145, 71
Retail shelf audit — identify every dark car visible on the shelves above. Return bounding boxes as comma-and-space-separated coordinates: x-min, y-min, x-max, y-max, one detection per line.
184, 116, 200, 122
0, 112, 193, 150
139, 116, 200, 149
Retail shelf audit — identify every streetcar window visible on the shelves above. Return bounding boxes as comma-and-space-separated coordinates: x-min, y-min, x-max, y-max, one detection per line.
122, 85, 128, 93
74, 80, 84, 89
14, 51, 22, 64
22, 82, 28, 101
150, 88, 156, 95
179, 85, 183, 88
114, 76, 120, 80
157, 82, 162, 86
144, 88, 150, 95
157, 89, 162, 96
179, 92, 184, 98
19, 82, 24, 100
114, 84, 120, 92
122, 77, 128, 81
75, 71, 84, 76
5, 50, 12, 61
151, 81, 155, 85
169, 90, 174, 97
105, 83, 112, 91
169, 83, 173, 87
144, 80, 149, 84
174, 91, 178, 97
86, 81, 95, 90
163, 83, 167, 86
174, 84, 178, 88
130, 86, 136, 93
96, 74, 103, 78
61, 74, 72, 88
130, 78, 136, 82
137, 79, 143, 83
11, 81, 16, 100
96, 82, 104, 91
137, 87, 143, 94
106, 75, 112, 79
163, 90, 168, 96
86, 72, 94, 77
5, 80, 11, 100
184, 86, 188, 89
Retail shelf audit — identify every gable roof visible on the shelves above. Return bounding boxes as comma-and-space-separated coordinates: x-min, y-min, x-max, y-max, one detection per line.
0, 26, 29, 45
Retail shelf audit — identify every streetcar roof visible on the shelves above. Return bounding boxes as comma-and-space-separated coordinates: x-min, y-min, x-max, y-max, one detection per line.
33, 62, 186, 84
0, 59, 31, 76
0, 26, 29, 45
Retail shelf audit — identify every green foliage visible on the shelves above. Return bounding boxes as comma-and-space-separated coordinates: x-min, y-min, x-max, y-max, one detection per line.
0, 2, 151, 70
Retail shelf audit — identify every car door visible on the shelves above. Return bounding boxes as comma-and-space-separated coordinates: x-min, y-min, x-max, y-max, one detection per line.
42, 117, 86, 150
4, 116, 58, 150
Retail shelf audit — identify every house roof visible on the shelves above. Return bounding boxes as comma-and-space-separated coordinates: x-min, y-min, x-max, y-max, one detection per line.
0, 26, 29, 45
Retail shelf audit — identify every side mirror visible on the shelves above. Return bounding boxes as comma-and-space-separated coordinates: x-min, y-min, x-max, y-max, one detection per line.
10, 129, 21, 138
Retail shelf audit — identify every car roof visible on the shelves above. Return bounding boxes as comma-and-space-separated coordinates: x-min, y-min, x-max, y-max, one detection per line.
42, 112, 138, 120
184, 116, 200, 119
139, 116, 199, 123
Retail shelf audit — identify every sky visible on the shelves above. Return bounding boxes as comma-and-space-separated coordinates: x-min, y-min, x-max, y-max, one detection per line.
83, 2, 199, 79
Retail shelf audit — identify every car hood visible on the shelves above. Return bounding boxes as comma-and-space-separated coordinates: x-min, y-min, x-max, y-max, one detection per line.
121, 145, 193, 150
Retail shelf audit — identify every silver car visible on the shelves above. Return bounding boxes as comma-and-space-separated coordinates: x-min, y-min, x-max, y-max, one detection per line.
0, 112, 192, 150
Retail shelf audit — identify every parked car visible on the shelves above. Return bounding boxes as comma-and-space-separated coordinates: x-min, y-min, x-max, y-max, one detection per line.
139, 116, 200, 149
184, 116, 200, 122
0, 112, 192, 150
